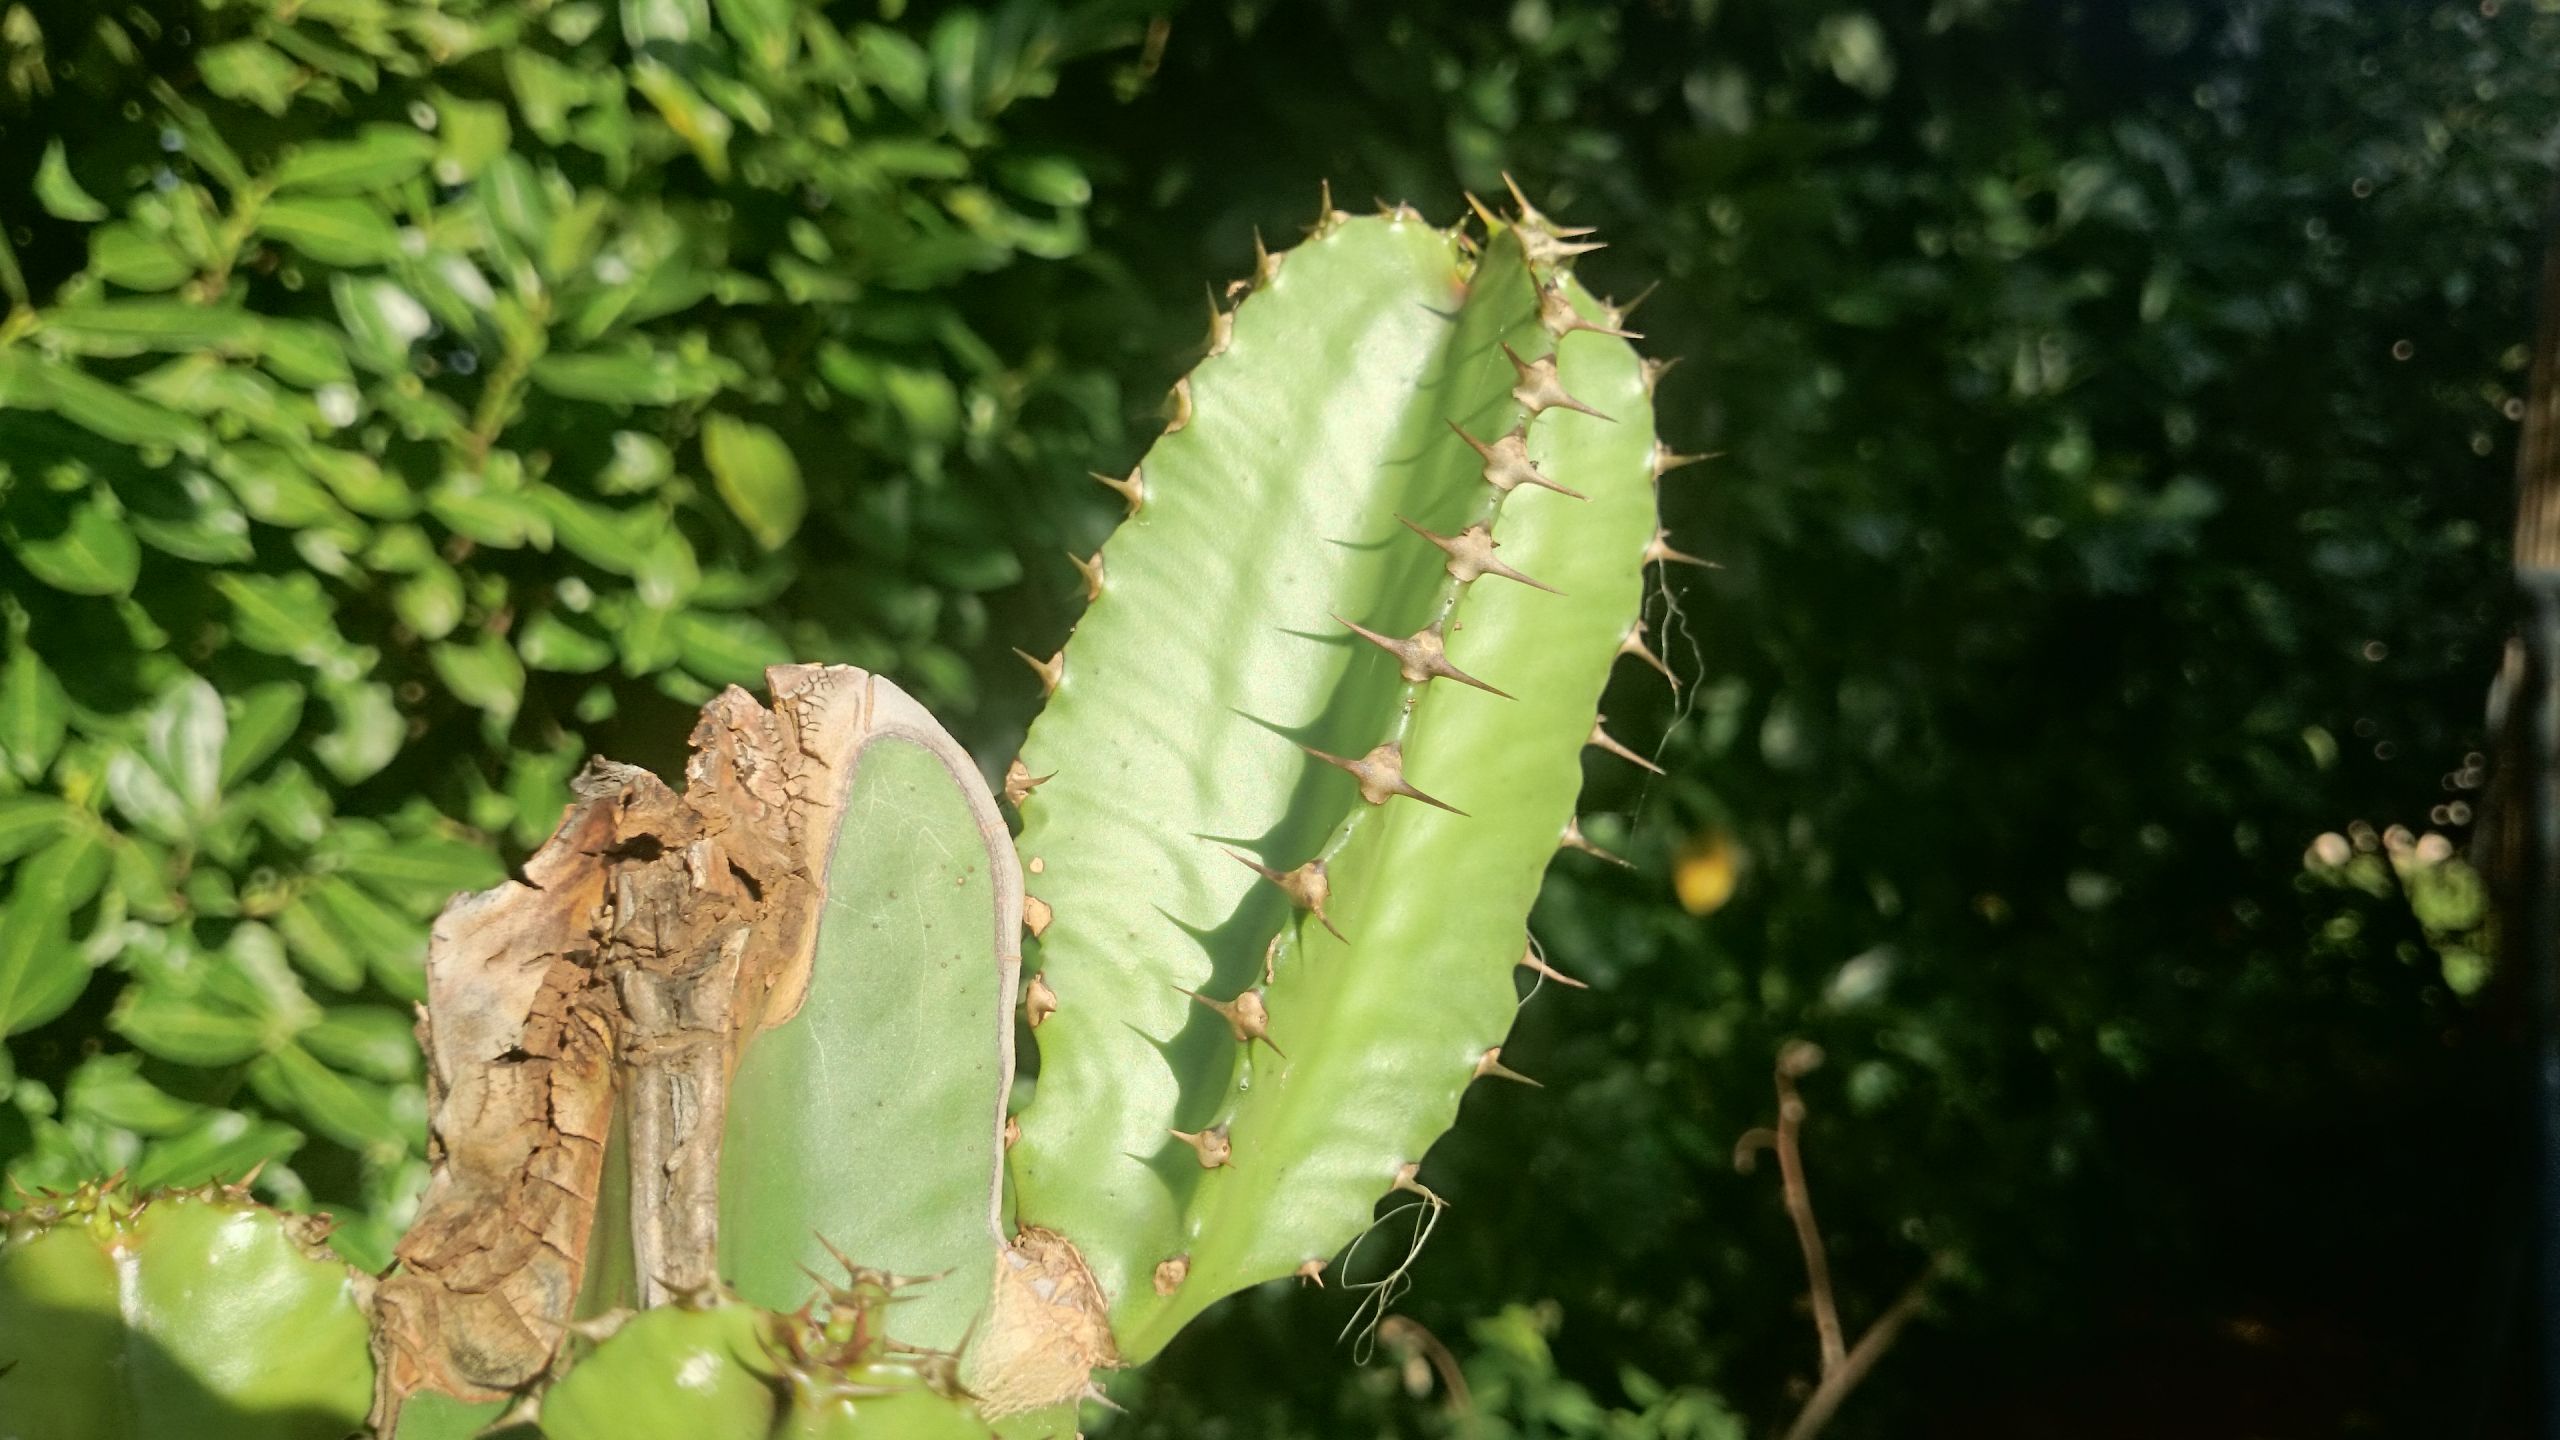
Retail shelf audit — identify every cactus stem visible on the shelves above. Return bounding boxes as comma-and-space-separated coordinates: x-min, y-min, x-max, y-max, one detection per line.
1652, 443, 1712, 478
1643, 528, 1711, 568
1167, 377, 1194, 433
1617, 622, 1678, 687
1226, 849, 1348, 941
1300, 739, 1466, 815
1295, 1258, 1329, 1286
1587, 715, 1666, 775
1390, 1162, 1444, 1207
1560, 817, 1634, 869
1473, 1047, 1543, 1087
1027, 973, 1059, 1026
1533, 273, 1638, 340
1004, 759, 1053, 806
1335, 613, 1513, 697
1153, 1256, 1192, 1295
1502, 342, 1613, 421
1014, 647, 1065, 697
1169, 1126, 1235, 1169
1396, 515, 1562, 593
1519, 942, 1589, 990
1068, 549, 1106, 602
1447, 419, 1587, 499
1024, 895, 1055, 939
1180, 985, 1285, 1057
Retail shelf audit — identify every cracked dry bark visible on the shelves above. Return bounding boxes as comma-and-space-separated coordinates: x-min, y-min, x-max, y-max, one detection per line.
368, 664, 1025, 1430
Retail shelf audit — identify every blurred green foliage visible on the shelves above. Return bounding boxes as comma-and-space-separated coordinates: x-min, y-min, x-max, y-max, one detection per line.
0, 0, 2554, 1436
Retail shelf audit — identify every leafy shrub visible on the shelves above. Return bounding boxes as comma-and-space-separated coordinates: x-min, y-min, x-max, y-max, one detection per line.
0, 0, 1146, 1263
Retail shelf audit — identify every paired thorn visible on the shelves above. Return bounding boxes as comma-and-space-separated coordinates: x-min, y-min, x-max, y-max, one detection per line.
1003, 759, 1053, 807
1181, 985, 1285, 1057
1092, 465, 1145, 516
1227, 849, 1347, 941
1561, 816, 1634, 869
1307, 179, 1348, 237
1644, 526, 1711, 568
1618, 621, 1678, 688
1519, 943, 1589, 989
1603, 281, 1661, 330
1012, 647, 1064, 698
1391, 1161, 1444, 1207
1502, 343, 1612, 422
1025, 973, 1058, 1026
1295, 1258, 1329, 1287
1474, 1046, 1543, 1087
1640, 355, 1680, 398
1397, 515, 1560, 593
1588, 715, 1665, 774
1532, 272, 1638, 341
1169, 1124, 1234, 1169
1301, 739, 1465, 815
1447, 420, 1585, 499
1067, 548, 1105, 602
1022, 895, 1054, 940
1336, 613, 1511, 697
1500, 173, 1605, 270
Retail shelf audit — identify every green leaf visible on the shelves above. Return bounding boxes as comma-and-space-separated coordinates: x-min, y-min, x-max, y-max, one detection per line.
0, 831, 110, 1035
334, 833, 504, 906
273, 125, 439, 194
312, 681, 402, 785
674, 609, 792, 688
106, 748, 189, 843
65, 1054, 202, 1135
198, 38, 302, 115
131, 1112, 303, 1191
214, 571, 346, 662
701, 413, 805, 550
40, 366, 204, 449
248, 1044, 406, 1154
302, 874, 428, 998
630, 60, 733, 180
330, 275, 432, 371
430, 89, 513, 184
256, 196, 407, 267
114, 983, 269, 1066
0, 645, 69, 783
89, 224, 193, 291
147, 675, 227, 825
42, 301, 264, 358
530, 346, 737, 405
302, 1006, 421, 1083
4, 486, 142, 596
713, 0, 797, 70
430, 633, 526, 726
35, 140, 107, 222
273, 891, 368, 993
257, 321, 355, 389
0, 795, 68, 864
517, 609, 615, 673
126, 468, 256, 566
221, 682, 306, 787
392, 561, 466, 641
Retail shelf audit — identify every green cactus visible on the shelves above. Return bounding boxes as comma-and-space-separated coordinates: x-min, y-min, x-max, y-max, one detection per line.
0, 184, 1683, 1440
0, 1179, 373, 1440
996, 187, 1676, 1387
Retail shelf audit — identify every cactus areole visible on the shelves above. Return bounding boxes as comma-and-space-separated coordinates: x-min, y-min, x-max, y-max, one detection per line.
0, 186, 1691, 1439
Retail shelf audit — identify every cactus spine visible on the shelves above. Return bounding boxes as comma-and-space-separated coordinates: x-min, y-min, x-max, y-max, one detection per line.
1002, 187, 1674, 1376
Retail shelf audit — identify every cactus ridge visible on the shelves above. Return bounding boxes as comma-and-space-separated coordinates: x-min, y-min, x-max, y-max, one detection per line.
1004, 190, 1682, 1364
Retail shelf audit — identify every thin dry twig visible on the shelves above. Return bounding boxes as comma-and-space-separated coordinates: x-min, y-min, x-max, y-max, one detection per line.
1740, 1041, 1942, 1440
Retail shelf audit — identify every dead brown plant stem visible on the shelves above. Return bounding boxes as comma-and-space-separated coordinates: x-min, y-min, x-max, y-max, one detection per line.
1780, 1267, 1936, 1440
1773, 1043, 1846, 1376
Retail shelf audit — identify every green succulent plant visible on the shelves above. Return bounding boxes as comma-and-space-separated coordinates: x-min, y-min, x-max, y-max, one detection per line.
0, 186, 1691, 1439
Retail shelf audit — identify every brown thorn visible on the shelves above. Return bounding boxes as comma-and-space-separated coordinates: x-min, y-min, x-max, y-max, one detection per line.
1204, 286, 1233, 359
1307, 179, 1347, 237
1605, 280, 1662, 328
1168, 1125, 1234, 1169
1022, 895, 1054, 940
1619, 621, 1678, 688
1518, 943, 1589, 990
1473, 1047, 1543, 1087
1446, 419, 1584, 499
1531, 270, 1639, 341
1003, 759, 1053, 807
1091, 465, 1145, 515
1067, 548, 1106, 602
1025, 972, 1058, 1026
1225, 848, 1347, 941
1179, 984, 1286, 1057
1166, 376, 1193, 433
1336, 612, 1513, 697
1252, 227, 1284, 288
1644, 527, 1712, 568
1390, 1161, 1444, 1206
1396, 515, 1561, 593
1012, 647, 1063, 698
1640, 355, 1681, 398
1501, 172, 1600, 238
1560, 816, 1635, 869
1463, 190, 1503, 232
1152, 1254, 1191, 1295
1587, 715, 1665, 775
1295, 1258, 1329, 1287
1653, 443, 1714, 478
1300, 739, 1467, 814
1003, 1114, 1020, 1150
1502, 342, 1613, 422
